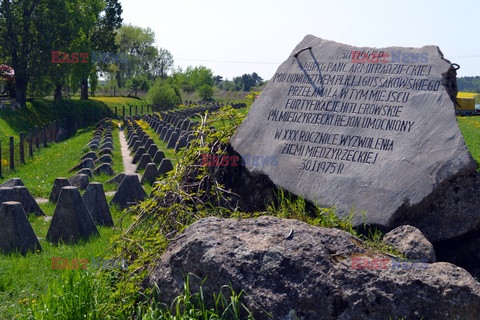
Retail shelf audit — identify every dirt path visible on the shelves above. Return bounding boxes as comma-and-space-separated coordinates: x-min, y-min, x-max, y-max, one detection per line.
118, 124, 139, 177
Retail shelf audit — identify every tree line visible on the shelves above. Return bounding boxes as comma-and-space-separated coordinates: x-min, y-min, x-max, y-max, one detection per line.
457, 76, 480, 93
0, 1, 265, 109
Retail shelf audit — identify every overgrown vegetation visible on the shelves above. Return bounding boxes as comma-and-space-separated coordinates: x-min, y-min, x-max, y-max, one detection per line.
75, 105, 398, 318
135, 274, 254, 320
3, 105, 478, 319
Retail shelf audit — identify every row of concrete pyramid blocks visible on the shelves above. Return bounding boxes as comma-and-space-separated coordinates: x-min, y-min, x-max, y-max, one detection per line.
68, 119, 116, 182
124, 119, 174, 185
0, 178, 114, 255
145, 115, 196, 153
151, 105, 220, 149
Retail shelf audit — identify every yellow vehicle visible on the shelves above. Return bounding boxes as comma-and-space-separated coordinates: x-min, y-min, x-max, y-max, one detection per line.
456, 97, 476, 116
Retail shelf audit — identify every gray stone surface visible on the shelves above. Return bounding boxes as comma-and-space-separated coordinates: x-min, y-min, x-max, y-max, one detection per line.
147, 216, 480, 320
383, 225, 436, 262
46, 186, 99, 244
141, 163, 160, 185
68, 174, 89, 190
49, 177, 71, 203
110, 174, 147, 209
230, 35, 477, 241
0, 201, 41, 255
82, 182, 113, 227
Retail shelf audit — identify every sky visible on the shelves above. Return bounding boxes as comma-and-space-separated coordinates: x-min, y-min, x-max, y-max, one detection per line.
120, 0, 479, 81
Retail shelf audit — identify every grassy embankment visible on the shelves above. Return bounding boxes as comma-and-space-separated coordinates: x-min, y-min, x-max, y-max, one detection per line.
0, 125, 132, 319
3, 97, 480, 319
0, 97, 148, 319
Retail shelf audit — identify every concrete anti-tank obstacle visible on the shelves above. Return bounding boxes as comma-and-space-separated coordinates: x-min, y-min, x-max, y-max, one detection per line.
69, 158, 94, 173
0, 178, 25, 188
107, 173, 126, 187
158, 158, 174, 175
93, 163, 115, 176
0, 201, 41, 255
152, 150, 165, 165
110, 174, 147, 209
68, 174, 90, 190
82, 182, 113, 227
76, 168, 94, 178
136, 153, 153, 172
141, 163, 160, 185
81, 151, 97, 161
46, 186, 99, 244
0, 186, 45, 216
49, 177, 71, 203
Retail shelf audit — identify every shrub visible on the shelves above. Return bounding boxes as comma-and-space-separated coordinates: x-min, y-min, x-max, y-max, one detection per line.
146, 81, 181, 111
197, 84, 214, 101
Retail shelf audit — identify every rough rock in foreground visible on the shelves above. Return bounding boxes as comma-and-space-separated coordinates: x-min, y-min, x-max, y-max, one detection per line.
147, 216, 480, 320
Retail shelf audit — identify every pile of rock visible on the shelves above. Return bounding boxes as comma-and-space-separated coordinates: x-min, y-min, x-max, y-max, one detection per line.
146, 216, 480, 320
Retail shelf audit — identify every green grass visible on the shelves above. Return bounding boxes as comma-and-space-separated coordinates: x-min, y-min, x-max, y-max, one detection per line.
0, 198, 133, 319
457, 116, 480, 168
0, 127, 93, 197
0, 100, 112, 148
0, 122, 124, 197
136, 119, 177, 164
135, 274, 255, 320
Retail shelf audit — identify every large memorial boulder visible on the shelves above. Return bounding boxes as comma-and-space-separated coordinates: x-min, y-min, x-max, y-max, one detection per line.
46, 186, 99, 244
83, 183, 113, 227
0, 201, 41, 255
230, 35, 477, 243
147, 216, 480, 320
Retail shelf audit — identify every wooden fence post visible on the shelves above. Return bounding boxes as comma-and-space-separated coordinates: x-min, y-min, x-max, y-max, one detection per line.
9, 136, 14, 170
0, 141, 3, 178
35, 126, 40, 149
29, 131, 33, 157
43, 126, 47, 148
19, 132, 25, 164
